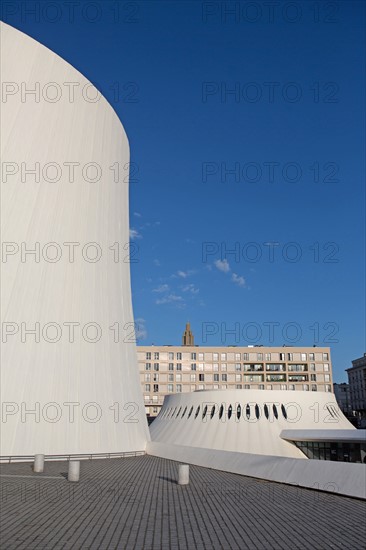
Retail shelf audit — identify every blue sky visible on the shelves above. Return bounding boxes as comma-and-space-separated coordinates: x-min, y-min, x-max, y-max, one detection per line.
2, 1, 364, 382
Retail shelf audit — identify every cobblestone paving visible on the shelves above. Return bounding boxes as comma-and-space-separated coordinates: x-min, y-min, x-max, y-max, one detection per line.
1, 455, 365, 549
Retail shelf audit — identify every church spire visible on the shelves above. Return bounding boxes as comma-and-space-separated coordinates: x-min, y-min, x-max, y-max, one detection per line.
182, 322, 194, 346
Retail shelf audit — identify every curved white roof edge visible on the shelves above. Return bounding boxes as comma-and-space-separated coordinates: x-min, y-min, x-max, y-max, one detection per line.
148, 390, 366, 499
0, 22, 149, 456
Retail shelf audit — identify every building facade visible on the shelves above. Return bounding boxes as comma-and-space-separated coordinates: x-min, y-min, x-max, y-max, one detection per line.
138, 326, 333, 417
333, 382, 352, 415
0, 23, 149, 457
347, 354, 366, 424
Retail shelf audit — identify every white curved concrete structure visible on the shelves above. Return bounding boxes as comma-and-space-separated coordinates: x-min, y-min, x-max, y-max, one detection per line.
0, 22, 149, 456
148, 390, 366, 498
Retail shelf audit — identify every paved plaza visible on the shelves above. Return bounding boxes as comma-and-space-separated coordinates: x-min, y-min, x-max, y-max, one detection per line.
1, 455, 365, 549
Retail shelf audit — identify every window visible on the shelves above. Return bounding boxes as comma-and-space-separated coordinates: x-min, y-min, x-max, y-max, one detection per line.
199, 374, 205, 381
145, 363, 151, 370
237, 404, 241, 419
222, 374, 227, 381
279, 353, 285, 361
273, 405, 278, 419
153, 384, 159, 392
145, 384, 150, 391
169, 352, 174, 360
191, 363, 196, 371
221, 353, 227, 360
235, 353, 241, 361
323, 353, 329, 360
187, 406, 193, 418
152, 395, 158, 402
176, 373, 182, 382
176, 407, 182, 418
176, 363, 182, 371
301, 353, 307, 361
311, 384, 317, 391
213, 384, 219, 390
153, 407, 158, 414
289, 384, 295, 390
168, 384, 174, 392
219, 404, 224, 419
243, 353, 249, 360
246, 404, 250, 419
221, 363, 227, 371
211, 405, 216, 419
146, 352, 151, 360
198, 363, 204, 371
198, 353, 204, 361
169, 363, 174, 371
309, 353, 315, 361
176, 384, 182, 393
194, 406, 200, 419
324, 363, 330, 372
214, 374, 219, 382
177, 352, 182, 360
259, 384, 264, 390
267, 384, 272, 390
191, 352, 196, 360
213, 363, 219, 371
154, 363, 159, 371
310, 374, 316, 381
303, 384, 309, 391
182, 406, 187, 418
310, 363, 316, 371
265, 353, 271, 361
235, 363, 241, 371
202, 405, 208, 419
264, 404, 269, 419
153, 374, 159, 382
255, 404, 260, 419
221, 384, 227, 389
288, 353, 293, 361
190, 374, 196, 382
235, 374, 241, 382
324, 374, 330, 382
228, 405, 233, 419
213, 353, 219, 361
168, 373, 174, 382
244, 384, 250, 389
257, 353, 263, 360
280, 384, 287, 390
154, 352, 159, 360
236, 384, 242, 389
145, 374, 151, 381
281, 404, 287, 419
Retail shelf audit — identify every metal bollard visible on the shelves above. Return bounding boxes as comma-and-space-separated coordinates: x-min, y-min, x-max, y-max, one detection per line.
68, 460, 80, 482
34, 454, 44, 473
178, 464, 189, 485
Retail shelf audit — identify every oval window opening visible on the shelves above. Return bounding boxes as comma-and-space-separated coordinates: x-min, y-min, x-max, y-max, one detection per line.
237, 404, 241, 420
273, 404, 278, 419
228, 405, 233, 419
211, 405, 216, 419
176, 407, 182, 418
187, 406, 193, 419
194, 405, 200, 419
264, 404, 269, 419
202, 405, 208, 419
182, 406, 187, 418
246, 404, 250, 419
255, 404, 260, 419
281, 404, 287, 419
219, 404, 224, 419
171, 407, 177, 418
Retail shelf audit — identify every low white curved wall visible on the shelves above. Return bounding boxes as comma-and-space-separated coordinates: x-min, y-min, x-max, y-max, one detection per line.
148, 390, 365, 499
0, 22, 149, 456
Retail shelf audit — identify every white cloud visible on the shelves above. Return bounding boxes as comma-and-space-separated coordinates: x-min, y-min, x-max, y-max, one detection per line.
153, 259, 161, 266
133, 212, 142, 218
153, 284, 170, 293
182, 283, 199, 295
175, 269, 195, 278
215, 259, 230, 273
129, 228, 142, 240
156, 293, 184, 306
134, 318, 147, 341
232, 273, 246, 287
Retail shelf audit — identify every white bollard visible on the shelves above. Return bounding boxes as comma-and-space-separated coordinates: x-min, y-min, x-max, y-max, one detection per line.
34, 454, 44, 473
178, 464, 189, 485
68, 460, 80, 482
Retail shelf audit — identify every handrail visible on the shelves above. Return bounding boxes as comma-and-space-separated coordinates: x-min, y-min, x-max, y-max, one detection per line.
0, 450, 146, 464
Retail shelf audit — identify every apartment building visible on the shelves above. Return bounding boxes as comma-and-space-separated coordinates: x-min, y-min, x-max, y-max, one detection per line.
347, 353, 366, 424
138, 324, 333, 417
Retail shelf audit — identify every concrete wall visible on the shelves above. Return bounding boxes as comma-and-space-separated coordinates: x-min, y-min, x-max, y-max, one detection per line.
0, 23, 150, 456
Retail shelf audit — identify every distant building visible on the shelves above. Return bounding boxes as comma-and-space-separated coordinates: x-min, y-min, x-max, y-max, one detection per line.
333, 383, 352, 415
347, 354, 366, 425
138, 324, 334, 417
